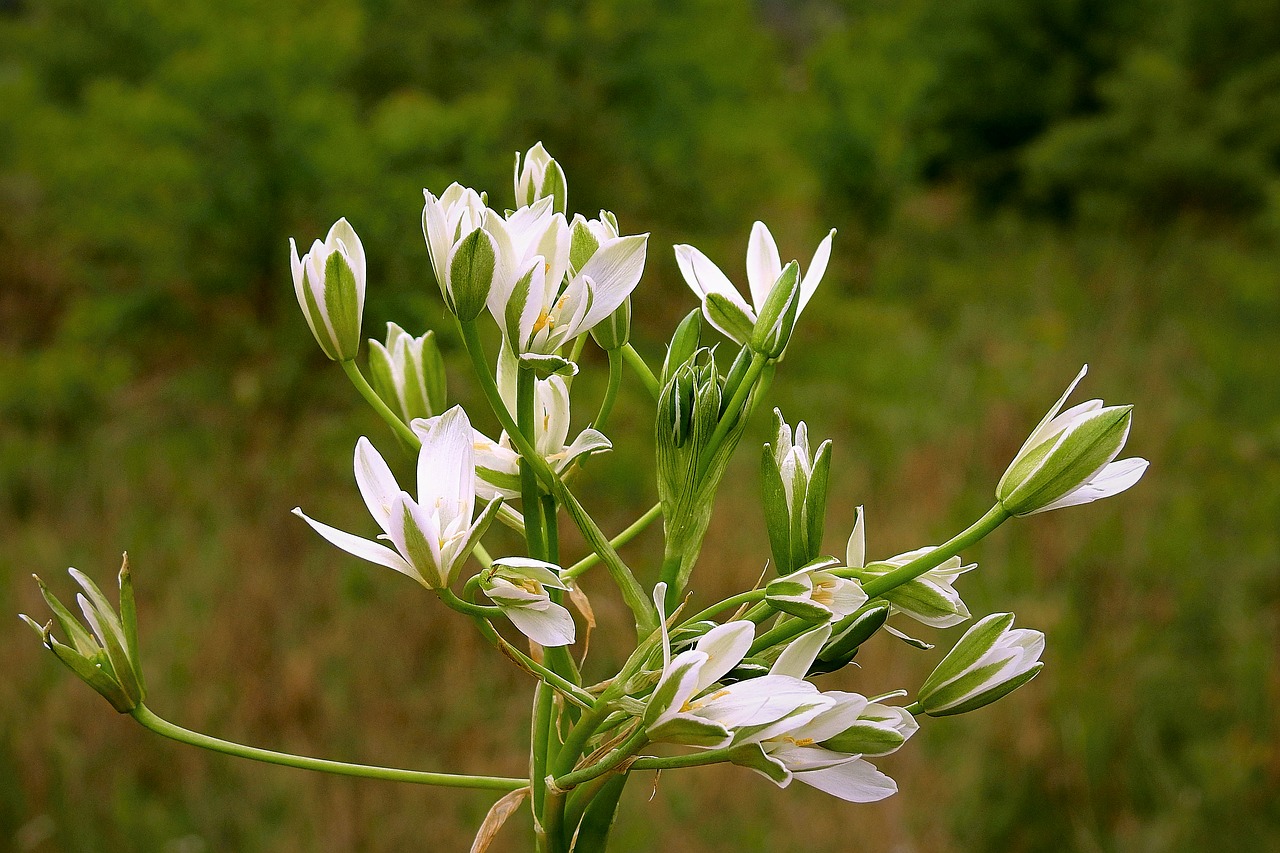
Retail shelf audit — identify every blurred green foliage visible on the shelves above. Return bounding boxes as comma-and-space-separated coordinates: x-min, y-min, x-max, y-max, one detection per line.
2, 1, 1277, 851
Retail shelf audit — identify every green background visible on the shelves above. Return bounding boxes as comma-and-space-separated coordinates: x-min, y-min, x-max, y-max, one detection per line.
2, 1, 1277, 850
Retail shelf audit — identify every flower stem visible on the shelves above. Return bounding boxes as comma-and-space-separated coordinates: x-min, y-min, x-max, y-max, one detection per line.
339, 359, 420, 450
695, 350, 767, 481
517, 365, 548, 561
854, 504, 1011, 600
593, 349, 624, 432
681, 589, 766, 626
629, 745, 736, 772
458, 320, 657, 637
563, 502, 662, 580
130, 705, 526, 790
464, 612, 595, 710
553, 727, 648, 790
621, 343, 660, 401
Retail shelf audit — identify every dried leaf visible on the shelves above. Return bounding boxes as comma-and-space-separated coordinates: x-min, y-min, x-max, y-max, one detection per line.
469, 787, 530, 853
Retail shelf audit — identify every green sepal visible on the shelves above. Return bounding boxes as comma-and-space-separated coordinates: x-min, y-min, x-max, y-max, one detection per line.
520, 352, 579, 379
821, 720, 907, 756
1000, 407, 1132, 515
118, 557, 143, 693
366, 339, 402, 420
760, 443, 792, 574
727, 743, 791, 784
719, 346, 753, 419
34, 575, 98, 657
814, 604, 890, 670
749, 262, 800, 358
704, 293, 754, 345
646, 715, 732, 748
591, 296, 631, 350
569, 217, 600, 274
420, 331, 447, 415
449, 227, 497, 320
540, 158, 568, 216
805, 440, 832, 565
46, 632, 137, 712
322, 251, 362, 360
926, 663, 1043, 717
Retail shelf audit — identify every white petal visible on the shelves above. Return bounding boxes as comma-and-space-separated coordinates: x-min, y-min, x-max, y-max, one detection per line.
794, 758, 897, 802
692, 621, 755, 693
674, 244, 752, 315
770, 624, 832, 679
292, 507, 418, 581
797, 228, 835, 315
846, 505, 866, 568
1014, 365, 1089, 462
1026, 457, 1149, 515
745, 221, 782, 311
791, 691, 871, 743
572, 234, 648, 333
353, 437, 402, 530
414, 406, 476, 527
504, 601, 576, 647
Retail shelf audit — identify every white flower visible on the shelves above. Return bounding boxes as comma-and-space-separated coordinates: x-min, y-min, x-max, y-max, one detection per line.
642, 584, 831, 749
847, 506, 973, 628
471, 346, 611, 501
765, 557, 867, 622
488, 202, 647, 355
917, 612, 1045, 716
480, 557, 575, 647
293, 407, 500, 589
998, 365, 1148, 516
674, 221, 834, 346
289, 217, 366, 360
421, 184, 500, 319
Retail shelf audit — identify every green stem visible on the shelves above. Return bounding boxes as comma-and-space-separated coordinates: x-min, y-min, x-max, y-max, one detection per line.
553, 727, 648, 790
905, 700, 925, 716
621, 343, 660, 401
458, 321, 657, 637
748, 616, 813, 657
340, 359, 420, 450
629, 745, 736, 772
531, 683, 556, 852
517, 366, 548, 561
695, 351, 767, 482
130, 705, 525, 790
436, 588, 502, 618
854, 504, 1010, 600
563, 502, 662, 580
467, 615, 595, 710
472, 542, 494, 569
681, 590, 766, 626
593, 349, 624, 432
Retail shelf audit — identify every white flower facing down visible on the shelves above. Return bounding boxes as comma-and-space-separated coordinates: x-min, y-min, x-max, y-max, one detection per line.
847, 506, 974, 629
998, 365, 1149, 516
290, 217, 366, 361
642, 584, 832, 749
917, 612, 1045, 716
471, 346, 611, 501
675, 221, 834, 346
480, 557, 575, 647
730, 627, 917, 803
293, 407, 500, 589
489, 200, 647, 356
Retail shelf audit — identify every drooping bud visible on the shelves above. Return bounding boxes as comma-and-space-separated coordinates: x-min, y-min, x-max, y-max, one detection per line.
290, 218, 366, 361
997, 366, 1148, 516
917, 612, 1045, 716
479, 557, 575, 647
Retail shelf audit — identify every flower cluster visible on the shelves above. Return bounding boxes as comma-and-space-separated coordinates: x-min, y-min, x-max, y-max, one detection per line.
25, 141, 1149, 852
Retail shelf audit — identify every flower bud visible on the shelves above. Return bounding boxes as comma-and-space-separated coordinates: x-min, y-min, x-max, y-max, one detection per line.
368, 323, 446, 424
997, 365, 1148, 516
749, 261, 801, 359
810, 603, 890, 674
917, 612, 1045, 716
447, 226, 499, 320
761, 410, 832, 575
21, 556, 145, 713
514, 142, 567, 214
662, 309, 703, 386
290, 218, 365, 361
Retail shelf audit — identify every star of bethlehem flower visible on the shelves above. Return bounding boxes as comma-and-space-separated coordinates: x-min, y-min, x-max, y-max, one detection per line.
917, 612, 1045, 716
675, 221, 834, 349
421, 183, 500, 320
998, 365, 1149, 516
293, 406, 501, 589
765, 557, 867, 621
480, 557, 575, 647
488, 198, 648, 356
641, 584, 831, 749
471, 346, 611, 501
847, 506, 974, 629
289, 217, 366, 361
728, 626, 918, 802
367, 322, 446, 424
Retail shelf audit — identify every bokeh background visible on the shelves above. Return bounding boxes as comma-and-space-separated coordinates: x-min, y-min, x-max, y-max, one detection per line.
2, 1, 1278, 850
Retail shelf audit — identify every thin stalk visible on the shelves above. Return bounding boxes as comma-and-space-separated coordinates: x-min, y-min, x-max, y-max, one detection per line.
593, 349, 624, 432
435, 588, 502, 618
629, 745, 737, 772
459, 320, 657, 636
531, 683, 556, 852
466, 614, 595, 710
553, 727, 648, 790
130, 705, 525, 790
681, 590, 766, 626
472, 542, 494, 569
854, 504, 1010, 600
563, 502, 662, 580
695, 351, 767, 481
620, 343, 660, 401
340, 359, 420, 449
748, 616, 813, 657
905, 700, 925, 716
517, 366, 548, 561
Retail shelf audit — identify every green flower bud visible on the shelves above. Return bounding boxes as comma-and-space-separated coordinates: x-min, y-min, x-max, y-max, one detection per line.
514, 142, 567, 214
917, 613, 1045, 717
289, 218, 365, 361
761, 409, 832, 574
368, 323, 446, 424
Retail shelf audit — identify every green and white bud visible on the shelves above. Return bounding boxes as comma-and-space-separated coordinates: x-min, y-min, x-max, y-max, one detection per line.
820, 699, 919, 757
662, 309, 703, 386
422, 184, 499, 320
514, 142, 567, 214
290, 217, 366, 361
368, 323, 446, 424
761, 409, 832, 574
997, 365, 1148, 516
917, 612, 1045, 716
21, 556, 145, 713
811, 602, 891, 674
